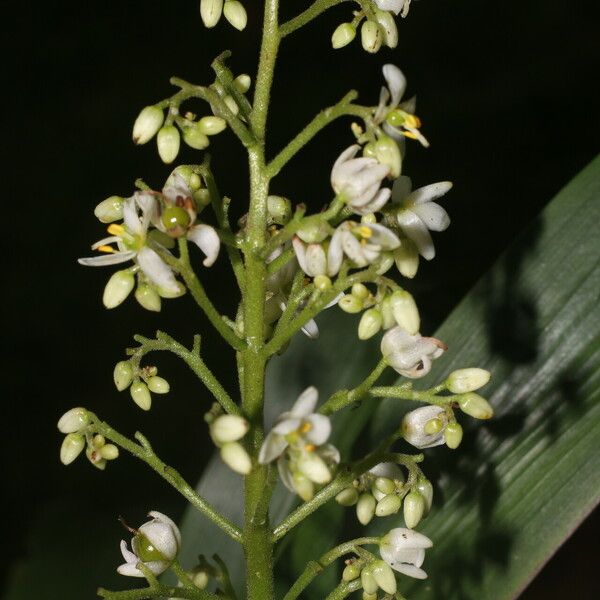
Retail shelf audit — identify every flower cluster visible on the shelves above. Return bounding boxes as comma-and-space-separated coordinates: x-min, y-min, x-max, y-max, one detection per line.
200, 0, 248, 31
113, 360, 170, 411
208, 412, 252, 475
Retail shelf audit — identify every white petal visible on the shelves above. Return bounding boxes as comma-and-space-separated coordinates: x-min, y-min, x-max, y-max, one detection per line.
187, 224, 220, 266
135, 192, 159, 231
147, 511, 181, 547
411, 202, 450, 232
123, 197, 142, 235
406, 181, 453, 206
139, 521, 178, 560
396, 210, 435, 260
386, 527, 433, 550
291, 386, 319, 417
380, 326, 415, 357
350, 181, 385, 208
374, 86, 391, 123
326, 228, 344, 276
277, 455, 296, 492
297, 451, 331, 484
305, 244, 327, 277
117, 562, 145, 577
272, 417, 302, 435
369, 462, 403, 479
304, 414, 332, 445
301, 318, 320, 340
365, 223, 401, 249
376, 0, 404, 17
292, 237, 310, 275
318, 443, 341, 465
341, 232, 368, 267
382, 64, 407, 106
391, 176, 413, 202
258, 432, 289, 463
136, 247, 180, 294
354, 188, 392, 215
391, 563, 427, 579
120, 540, 137, 563
78, 251, 136, 267
91, 236, 121, 250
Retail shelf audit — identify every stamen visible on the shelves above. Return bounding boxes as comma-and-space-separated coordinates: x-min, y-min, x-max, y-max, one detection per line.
357, 226, 373, 239
300, 422, 313, 434
304, 443, 316, 452
107, 224, 125, 236
97, 245, 116, 253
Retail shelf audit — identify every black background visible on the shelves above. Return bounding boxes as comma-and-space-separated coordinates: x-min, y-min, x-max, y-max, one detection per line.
2, 0, 599, 598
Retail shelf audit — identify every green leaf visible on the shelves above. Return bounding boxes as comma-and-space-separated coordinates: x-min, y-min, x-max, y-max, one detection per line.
180, 156, 600, 599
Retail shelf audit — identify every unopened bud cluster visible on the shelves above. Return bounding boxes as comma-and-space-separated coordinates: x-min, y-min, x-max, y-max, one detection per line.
200, 0, 247, 31
114, 360, 170, 411
206, 407, 252, 475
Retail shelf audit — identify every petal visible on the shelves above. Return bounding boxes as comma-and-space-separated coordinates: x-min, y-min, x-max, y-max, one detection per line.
391, 176, 413, 202
147, 511, 181, 547
272, 417, 302, 435
258, 432, 289, 463
301, 318, 320, 340
391, 563, 427, 579
117, 562, 145, 578
411, 202, 450, 232
277, 454, 296, 492
297, 451, 331, 484
318, 443, 341, 465
354, 188, 392, 216
326, 228, 344, 276
386, 527, 433, 550
120, 540, 137, 563
304, 414, 332, 445
139, 521, 178, 560
291, 386, 319, 417
365, 223, 401, 249
341, 232, 368, 267
187, 224, 221, 266
374, 85, 391, 123
135, 192, 159, 231
406, 181, 453, 206
292, 237, 310, 274
77, 251, 136, 267
305, 244, 327, 277
91, 236, 121, 250
136, 247, 180, 294
375, 0, 404, 17
123, 197, 142, 235
380, 326, 416, 357
382, 64, 407, 106
396, 209, 435, 260
369, 462, 403, 479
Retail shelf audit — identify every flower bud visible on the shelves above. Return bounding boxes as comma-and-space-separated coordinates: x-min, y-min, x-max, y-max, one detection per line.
403, 490, 425, 528
376, 494, 402, 517
292, 472, 315, 502
86, 446, 106, 470
358, 308, 383, 340
157, 125, 181, 164
338, 294, 363, 314
371, 483, 387, 502
314, 274, 332, 291
296, 220, 331, 243
182, 124, 210, 150
390, 290, 420, 334
297, 452, 331, 484
342, 561, 362, 581
402, 405, 446, 449
447, 368, 491, 394
394, 240, 419, 279
444, 422, 463, 449
374, 135, 402, 178
351, 283, 370, 300
103, 270, 134, 309
380, 296, 396, 329
233, 74, 251, 93
113, 361, 134, 392
130, 381, 152, 411
94, 196, 124, 223
58, 407, 89, 433
135, 283, 162, 312
99, 443, 119, 460
375, 10, 398, 48
331, 23, 356, 49
416, 478, 434, 515
457, 392, 494, 419
267, 195, 292, 224
60, 433, 85, 465
374, 477, 396, 495
200, 0, 223, 28
193, 188, 211, 208
220, 441, 252, 474
361, 21, 382, 53
157, 281, 186, 299
210, 414, 249, 444
198, 116, 226, 136
336, 486, 359, 506
92, 434, 105, 449
356, 493, 376, 525
223, 0, 247, 31
147, 376, 170, 394
372, 560, 397, 594
375, 251, 395, 275
133, 106, 164, 144
361, 564, 378, 594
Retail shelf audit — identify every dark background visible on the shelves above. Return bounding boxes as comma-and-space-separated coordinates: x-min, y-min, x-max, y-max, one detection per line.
2, 0, 599, 598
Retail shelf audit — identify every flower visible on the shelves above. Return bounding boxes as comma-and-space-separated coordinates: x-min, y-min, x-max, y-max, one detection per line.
292, 237, 340, 278
391, 176, 452, 260
381, 326, 446, 378
331, 145, 391, 213
379, 527, 432, 579
117, 511, 181, 577
328, 221, 400, 272
375, 0, 411, 18
402, 405, 446, 448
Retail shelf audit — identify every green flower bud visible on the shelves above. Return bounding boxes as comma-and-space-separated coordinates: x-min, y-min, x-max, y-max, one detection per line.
296, 220, 331, 243
403, 490, 425, 529
372, 559, 397, 594
135, 283, 162, 312
457, 392, 494, 419
351, 283, 370, 300
267, 195, 292, 225
375, 10, 398, 49
200, 0, 223, 28
191, 570, 209, 589
99, 443, 119, 460
233, 74, 251, 93
361, 564, 378, 594
198, 115, 227, 136
103, 270, 134, 309
394, 240, 419, 279
375, 477, 396, 495
60, 433, 85, 465
361, 20, 382, 54
342, 561, 361, 581
130, 380, 152, 411
92, 434, 105, 449
444, 422, 463, 449
358, 308, 383, 340
292, 471, 315, 502
380, 295, 396, 329
424, 417, 443, 435
314, 274, 332, 291
193, 188, 211, 208
133, 106, 164, 144
189, 173, 202, 190
390, 290, 420, 334
223, 0, 247, 31
416, 477, 434, 515
220, 441, 252, 474
363, 143, 376, 158
447, 368, 491, 394
338, 294, 363, 314
94, 196, 124, 223
374, 135, 402, 178
157, 281, 187, 299
85, 445, 106, 470
210, 415, 249, 444
331, 22, 356, 49
336, 486, 359, 506
113, 361, 134, 391
371, 483, 387, 502
356, 493, 376, 525
376, 493, 402, 517
58, 407, 89, 433
147, 376, 170, 394
182, 124, 210, 150
157, 125, 180, 164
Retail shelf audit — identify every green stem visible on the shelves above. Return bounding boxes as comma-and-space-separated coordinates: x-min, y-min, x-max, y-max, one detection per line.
324, 579, 363, 600
87, 413, 243, 543
283, 538, 380, 600
97, 584, 217, 600
279, 0, 349, 38
370, 384, 454, 406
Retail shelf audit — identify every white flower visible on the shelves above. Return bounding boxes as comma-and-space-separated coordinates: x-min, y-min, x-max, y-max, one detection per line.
259, 386, 331, 464
328, 221, 400, 272
331, 145, 391, 213
381, 326, 446, 378
375, 0, 411, 17
292, 237, 340, 278
379, 527, 432, 579
392, 176, 452, 261
402, 405, 446, 448
117, 511, 181, 577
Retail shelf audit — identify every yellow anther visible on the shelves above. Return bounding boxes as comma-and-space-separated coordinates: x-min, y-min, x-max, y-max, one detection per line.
402, 131, 419, 140
357, 226, 373, 239
107, 224, 125, 236
300, 422, 313, 434
403, 113, 422, 129
304, 443, 316, 452
97, 245, 116, 253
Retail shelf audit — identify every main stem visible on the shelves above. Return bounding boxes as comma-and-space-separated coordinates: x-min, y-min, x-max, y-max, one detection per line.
243, 2, 280, 599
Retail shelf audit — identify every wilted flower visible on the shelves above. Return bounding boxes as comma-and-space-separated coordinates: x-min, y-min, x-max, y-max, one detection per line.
402, 405, 447, 449
379, 527, 432, 579
117, 511, 181, 577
